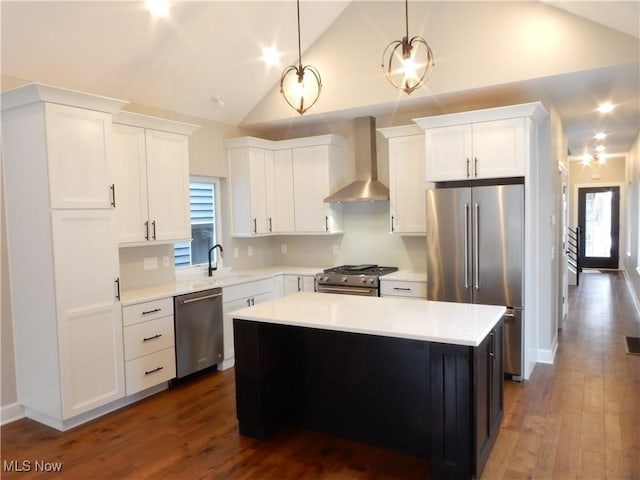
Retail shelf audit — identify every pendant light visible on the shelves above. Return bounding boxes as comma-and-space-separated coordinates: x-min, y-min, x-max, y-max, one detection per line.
381, 0, 434, 95
280, 0, 322, 115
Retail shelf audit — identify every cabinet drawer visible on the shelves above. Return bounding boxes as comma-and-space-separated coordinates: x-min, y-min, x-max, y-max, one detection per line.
123, 297, 173, 326
123, 315, 175, 361
380, 280, 427, 299
125, 347, 176, 395
222, 278, 272, 303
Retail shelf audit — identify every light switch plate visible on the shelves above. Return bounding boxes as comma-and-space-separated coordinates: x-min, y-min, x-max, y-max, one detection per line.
233, 247, 239, 258
281, 243, 287, 254
248, 246, 253, 257
333, 244, 340, 255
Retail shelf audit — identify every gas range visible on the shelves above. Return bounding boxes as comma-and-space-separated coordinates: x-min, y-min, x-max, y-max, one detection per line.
315, 264, 398, 296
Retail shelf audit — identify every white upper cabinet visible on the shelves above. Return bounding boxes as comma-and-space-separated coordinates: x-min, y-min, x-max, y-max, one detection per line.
227, 139, 274, 236
226, 135, 345, 236
45, 103, 115, 209
416, 103, 546, 182
145, 129, 191, 242
379, 125, 427, 234
424, 124, 472, 181
292, 143, 344, 233
272, 149, 296, 232
112, 112, 198, 245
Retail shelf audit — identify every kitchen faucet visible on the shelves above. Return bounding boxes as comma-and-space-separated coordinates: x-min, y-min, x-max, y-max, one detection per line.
208, 244, 224, 276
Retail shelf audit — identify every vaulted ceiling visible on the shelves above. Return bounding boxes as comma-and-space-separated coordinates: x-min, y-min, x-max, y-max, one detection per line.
2, 1, 639, 159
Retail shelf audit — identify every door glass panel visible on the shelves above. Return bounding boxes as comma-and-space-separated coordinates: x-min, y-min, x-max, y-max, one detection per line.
585, 191, 612, 258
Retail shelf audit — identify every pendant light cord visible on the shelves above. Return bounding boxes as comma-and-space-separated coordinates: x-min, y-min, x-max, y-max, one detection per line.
404, 0, 409, 38
296, 0, 302, 68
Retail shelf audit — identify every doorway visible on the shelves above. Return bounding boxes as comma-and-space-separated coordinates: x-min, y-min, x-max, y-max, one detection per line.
577, 186, 620, 269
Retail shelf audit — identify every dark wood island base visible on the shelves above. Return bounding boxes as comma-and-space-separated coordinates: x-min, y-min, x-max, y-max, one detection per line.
233, 318, 504, 480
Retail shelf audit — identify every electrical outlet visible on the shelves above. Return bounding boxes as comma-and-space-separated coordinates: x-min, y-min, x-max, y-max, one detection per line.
248, 246, 253, 257
143, 257, 158, 271
233, 247, 239, 259
162, 256, 170, 267
333, 244, 340, 255
281, 243, 287, 254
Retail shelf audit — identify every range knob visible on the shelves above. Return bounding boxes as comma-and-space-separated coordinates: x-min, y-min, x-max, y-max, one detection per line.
360, 277, 367, 283
368, 278, 375, 284
322, 276, 329, 282
341, 276, 348, 283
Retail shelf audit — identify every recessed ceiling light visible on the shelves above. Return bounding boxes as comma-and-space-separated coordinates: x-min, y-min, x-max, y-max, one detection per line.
262, 47, 280, 67
597, 102, 614, 113
581, 154, 592, 165
593, 132, 606, 140
146, 0, 169, 17
595, 145, 605, 152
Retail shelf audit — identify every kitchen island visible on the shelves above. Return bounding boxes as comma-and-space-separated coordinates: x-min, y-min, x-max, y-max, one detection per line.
232, 292, 505, 480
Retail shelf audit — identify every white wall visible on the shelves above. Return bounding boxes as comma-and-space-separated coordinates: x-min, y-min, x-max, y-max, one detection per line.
622, 134, 640, 311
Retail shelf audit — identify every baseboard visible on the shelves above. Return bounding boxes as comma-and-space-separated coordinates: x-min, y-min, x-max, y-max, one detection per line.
1, 402, 25, 425
623, 269, 640, 320
537, 341, 558, 365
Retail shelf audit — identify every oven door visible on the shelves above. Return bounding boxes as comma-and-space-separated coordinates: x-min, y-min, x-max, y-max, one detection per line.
316, 284, 379, 297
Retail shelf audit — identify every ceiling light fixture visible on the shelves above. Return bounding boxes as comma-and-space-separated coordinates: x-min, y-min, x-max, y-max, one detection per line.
381, 0, 434, 95
279, 0, 322, 115
595, 145, 605, 152
593, 132, 606, 140
597, 102, 615, 113
146, 0, 169, 17
262, 47, 280, 67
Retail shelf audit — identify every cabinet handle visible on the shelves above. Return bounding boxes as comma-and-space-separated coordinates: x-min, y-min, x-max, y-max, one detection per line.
143, 333, 162, 342
393, 287, 411, 291
144, 221, 150, 240
297, 276, 301, 292
489, 330, 496, 359
268, 217, 272, 233
391, 215, 395, 232
152, 220, 157, 240
181, 292, 222, 304
142, 308, 161, 315
466, 158, 470, 178
115, 278, 121, 300
251, 297, 255, 306
474, 157, 478, 178
253, 218, 257, 234
325, 216, 329, 232
246, 298, 251, 307
474, 203, 480, 290
110, 184, 116, 208
144, 366, 164, 376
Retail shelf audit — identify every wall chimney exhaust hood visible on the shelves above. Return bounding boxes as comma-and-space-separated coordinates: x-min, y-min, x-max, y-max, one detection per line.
324, 116, 389, 203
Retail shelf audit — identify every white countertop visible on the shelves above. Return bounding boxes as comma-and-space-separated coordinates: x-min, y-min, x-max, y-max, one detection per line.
232, 292, 505, 347
382, 270, 427, 282
120, 265, 326, 306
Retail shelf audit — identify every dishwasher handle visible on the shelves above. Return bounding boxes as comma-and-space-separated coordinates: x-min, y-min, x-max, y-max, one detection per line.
178, 292, 222, 305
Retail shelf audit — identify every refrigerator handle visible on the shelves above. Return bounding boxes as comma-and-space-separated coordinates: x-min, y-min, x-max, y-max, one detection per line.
474, 203, 480, 290
464, 203, 470, 289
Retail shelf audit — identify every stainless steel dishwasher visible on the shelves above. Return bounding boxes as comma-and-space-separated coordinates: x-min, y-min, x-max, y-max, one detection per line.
174, 287, 223, 379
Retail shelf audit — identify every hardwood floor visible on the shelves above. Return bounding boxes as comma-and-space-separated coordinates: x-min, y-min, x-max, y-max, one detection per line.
2, 271, 639, 479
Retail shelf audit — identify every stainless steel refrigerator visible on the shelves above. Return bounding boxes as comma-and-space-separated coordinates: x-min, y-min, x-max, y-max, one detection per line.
426, 183, 524, 378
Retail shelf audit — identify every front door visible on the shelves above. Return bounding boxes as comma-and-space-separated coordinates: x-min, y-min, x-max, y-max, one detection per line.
578, 186, 620, 269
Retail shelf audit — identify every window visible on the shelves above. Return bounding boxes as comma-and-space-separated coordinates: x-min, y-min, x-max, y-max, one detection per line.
175, 178, 220, 268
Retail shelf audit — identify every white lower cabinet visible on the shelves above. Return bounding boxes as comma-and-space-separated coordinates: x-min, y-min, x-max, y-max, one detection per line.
221, 279, 277, 365
380, 279, 427, 300
283, 274, 316, 294
122, 298, 176, 395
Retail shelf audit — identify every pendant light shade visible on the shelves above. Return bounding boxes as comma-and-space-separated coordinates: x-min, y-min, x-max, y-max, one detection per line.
280, 0, 322, 115
382, 0, 434, 95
